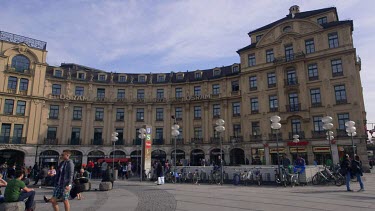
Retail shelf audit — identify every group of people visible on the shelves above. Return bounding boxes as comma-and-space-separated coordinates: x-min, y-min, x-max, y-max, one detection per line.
341, 154, 365, 192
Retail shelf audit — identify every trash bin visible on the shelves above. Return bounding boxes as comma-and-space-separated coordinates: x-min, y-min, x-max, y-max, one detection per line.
113, 169, 118, 180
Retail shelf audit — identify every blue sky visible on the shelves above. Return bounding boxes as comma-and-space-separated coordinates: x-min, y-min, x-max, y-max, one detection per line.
1, 0, 375, 127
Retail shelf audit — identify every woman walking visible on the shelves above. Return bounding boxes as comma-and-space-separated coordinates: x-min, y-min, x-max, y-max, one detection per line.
351, 155, 365, 191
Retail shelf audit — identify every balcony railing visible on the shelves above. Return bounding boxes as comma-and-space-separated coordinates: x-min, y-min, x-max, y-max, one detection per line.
250, 134, 262, 142
251, 110, 259, 114
288, 131, 305, 140
309, 76, 319, 81
91, 138, 103, 145
336, 129, 347, 137
44, 138, 58, 145
335, 99, 348, 105
230, 136, 243, 143
284, 78, 299, 86
172, 138, 184, 145
19, 90, 28, 95
133, 138, 142, 145
332, 72, 344, 77
153, 139, 164, 145
116, 139, 125, 145
268, 83, 276, 88
311, 102, 322, 107
210, 137, 221, 144
5, 65, 32, 74
68, 138, 81, 145
191, 138, 203, 144
311, 131, 326, 138
1, 31, 47, 50
249, 87, 258, 91
0, 137, 26, 144
231, 90, 241, 96
270, 107, 278, 112
273, 52, 305, 64
286, 103, 301, 112
269, 133, 282, 141
7, 88, 16, 94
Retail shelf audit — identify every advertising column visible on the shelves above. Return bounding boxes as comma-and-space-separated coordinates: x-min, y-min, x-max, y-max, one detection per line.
144, 125, 152, 177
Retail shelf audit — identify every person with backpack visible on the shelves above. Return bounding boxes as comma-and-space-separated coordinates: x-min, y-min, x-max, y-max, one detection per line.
351, 155, 365, 191
341, 154, 353, 191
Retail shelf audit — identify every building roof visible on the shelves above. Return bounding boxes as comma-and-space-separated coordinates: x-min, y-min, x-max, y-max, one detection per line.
248, 7, 337, 35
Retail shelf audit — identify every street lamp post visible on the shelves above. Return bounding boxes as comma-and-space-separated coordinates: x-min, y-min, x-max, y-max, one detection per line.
270, 115, 282, 177
111, 132, 119, 179
138, 128, 147, 182
215, 119, 225, 185
293, 134, 300, 155
322, 116, 334, 166
171, 116, 180, 184
345, 121, 357, 158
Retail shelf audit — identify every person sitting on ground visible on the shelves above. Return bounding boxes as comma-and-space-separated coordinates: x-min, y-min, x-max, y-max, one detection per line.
0, 173, 8, 203
101, 166, 114, 186
4, 170, 35, 211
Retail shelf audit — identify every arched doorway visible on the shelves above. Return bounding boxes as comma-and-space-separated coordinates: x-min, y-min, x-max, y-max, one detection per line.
230, 148, 245, 165
190, 149, 205, 166
210, 148, 224, 166
130, 150, 141, 173
171, 149, 185, 166
87, 150, 105, 163
39, 150, 59, 168
70, 150, 83, 170
152, 149, 167, 165
110, 150, 126, 158
0, 149, 25, 166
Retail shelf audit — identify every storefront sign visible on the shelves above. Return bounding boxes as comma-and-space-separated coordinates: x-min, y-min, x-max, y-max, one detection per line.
290, 147, 307, 153
313, 147, 330, 153
144, 125, 152, 176
269, 148, 285, 153
287, 141, 309, 146
50, 94, 88, 101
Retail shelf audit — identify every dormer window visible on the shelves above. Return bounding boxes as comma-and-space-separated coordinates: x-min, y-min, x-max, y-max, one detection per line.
283, 26, 292, 32
98, 74, 106, 81
213, 69, 221, 76
54, 70, 63, 77
176, 73, 184, 80
139, 75, 146, 82
256, 35, 263, 42
157, 75, 165, 82
195, 72, 202, 79
317, 16, 327, 25
118, 75, 127, 82
77, 72, 85, 80
232, 66, 239, 73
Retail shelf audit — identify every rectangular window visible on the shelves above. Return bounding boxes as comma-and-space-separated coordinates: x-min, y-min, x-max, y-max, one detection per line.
291, 119, 302, 134
175, 107, 182, 119
233, 124, 241, 137
266, 49, 274, 63
16, 101, 26, 116
251, 122, 260, 135
194, 86, 201, 96
54, 70, 62, 77
117, 89, 125, 99
0, 124, 11, 142
49, 105, 59, 119
212, 84, 220, 95
19, 78, 29, 92
305, 39, 315, 54
116, 108, 124, 121
248, 54, 256, 66
176, 74, 184, 80
157, 75, 165, 82
328, 32, 339, 48
77, 72, 85, 80
337, 113, 349, 130
97, 88, 105, 98
75, 86, 84, 96
137, 89, 145, 99
8, 76, 17, 90
13, 124, 23, 143
313, 116, 323, 132
194, 127, 202, 138
119, 75, 126, 82
251, 98, 259, 113
47, 127, 57, 139
288, 93, 299, 111
94, 128, 103, 144
156, 108, 164, 121
156, 89, 164, 99
139, 76, 146, 82
136, 108, 144, 121
52, 84, 61, 95
213, 70, 221, 76
4, 99, 14, 115
115, 128, 124, 144
286, 69, 297, 85
195, 72, 202, 79
231, 80, 239, 92
232, 66, 239, 73
269, 95, 278, 112
99, 75, 106, 81
256, 35, 262, 42
73, 106, 82, 120
308, 64, 319, 80
71, 128, 81, 144
175, 88, 182, 98
317, 16, 327, 25
267, 72, 276, 88
194, 106, 201, 119
232, 102, 240, 116
249, 76, 257, 90
95, 108, 104, 121
331, 59, 343, 77
334, 85, 347, 104
285, 44, 294, 61
310, 88, 321, 107
213, 104, 220, 117
155, 128, 163, 140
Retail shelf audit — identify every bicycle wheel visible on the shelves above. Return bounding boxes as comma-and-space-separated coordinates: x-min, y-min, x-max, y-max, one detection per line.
312, 174, 321, 185
334, 175, 344, 186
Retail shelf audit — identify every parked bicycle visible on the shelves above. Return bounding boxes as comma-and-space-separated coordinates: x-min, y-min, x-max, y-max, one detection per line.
253, 167, 263, 186
312, 166, 344, 186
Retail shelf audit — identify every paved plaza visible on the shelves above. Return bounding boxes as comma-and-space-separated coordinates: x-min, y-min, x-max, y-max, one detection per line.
32, 171, 375, 211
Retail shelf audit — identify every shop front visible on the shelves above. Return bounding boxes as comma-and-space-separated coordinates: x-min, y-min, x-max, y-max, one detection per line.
230, 148, 245, 165
313, 146, 331, 165
289, 147, 308, 165
269, 148, 284, 165
251, 148, 265, 165
39, 150, 59, 167
171, 149, 185, 166
70, 150, 83, 170
190, 149, 205, 166
210, 148, 224, 166
87, 150, 105, 163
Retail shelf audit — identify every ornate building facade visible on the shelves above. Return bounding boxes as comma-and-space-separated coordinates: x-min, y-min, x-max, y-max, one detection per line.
0, 6, 369, 169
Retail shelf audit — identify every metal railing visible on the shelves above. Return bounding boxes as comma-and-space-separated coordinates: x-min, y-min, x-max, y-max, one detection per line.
311, 131, 326, 138
250, 134, 262, 142
0, 137, 26, 144
288, 131, 305, 139
68, 138, 81, 145
230, 136, 243, 143
273, 52, 305, 64
133, 138, 142, 145
284, 78, 299, 86
0, 31, 47, 50
286, 103, 301, 112
191, 138, 203, 144
152, 138, 164, 145
269, 133, 283, 140
210, 137, 221, 144
5, 65, 32, 74
91, 138, 103, 145
44, 138, 58, 145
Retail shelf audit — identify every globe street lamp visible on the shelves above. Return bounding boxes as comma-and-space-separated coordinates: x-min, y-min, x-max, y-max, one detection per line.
322, 116, 334, 166
171, 118, 180, 184
215, 119, 225, 185
111, 132, 119, 179
345, 121, 357, 157
270, 115, 282, 177
293, 134, 300, 155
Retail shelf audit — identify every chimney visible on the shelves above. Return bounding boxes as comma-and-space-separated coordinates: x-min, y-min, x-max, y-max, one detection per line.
289, 5, 300, 18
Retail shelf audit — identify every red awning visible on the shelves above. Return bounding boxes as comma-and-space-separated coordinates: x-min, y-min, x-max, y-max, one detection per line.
287, 141, 309, 146
97, 158, 130, 163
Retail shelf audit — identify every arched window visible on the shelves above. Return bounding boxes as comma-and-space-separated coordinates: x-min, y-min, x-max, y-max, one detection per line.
11, 55, 30, 72
283, 26, 292, 32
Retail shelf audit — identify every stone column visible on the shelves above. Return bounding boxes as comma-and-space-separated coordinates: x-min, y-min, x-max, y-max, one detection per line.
307, 145, 314, 165
203, 102, 209, 143
61, 103, 70, 145
331, 143, 339, 164
84, 104, 92, 145
265, 146, 270, 165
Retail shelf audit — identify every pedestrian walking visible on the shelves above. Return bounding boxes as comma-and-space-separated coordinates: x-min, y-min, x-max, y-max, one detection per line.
351, 155, 365, 191
156, 161, 164, 185
341, 154, 353, 191
48, 150, 74, 211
